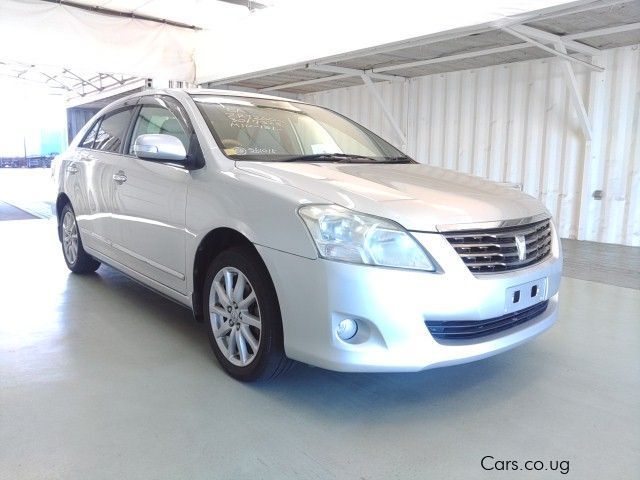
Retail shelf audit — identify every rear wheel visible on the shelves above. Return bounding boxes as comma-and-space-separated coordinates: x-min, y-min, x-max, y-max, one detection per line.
203, 246, 291, 382
60, 204, 100, 274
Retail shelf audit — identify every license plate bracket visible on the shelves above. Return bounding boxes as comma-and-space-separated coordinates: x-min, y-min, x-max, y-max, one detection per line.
505, 277, 548, 313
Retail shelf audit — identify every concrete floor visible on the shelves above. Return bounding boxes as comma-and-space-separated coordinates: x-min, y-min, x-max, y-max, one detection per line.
1, 218, 638, 480
0, 168, 55, 220
561, 238, 640, 290
0, 201, 38, 221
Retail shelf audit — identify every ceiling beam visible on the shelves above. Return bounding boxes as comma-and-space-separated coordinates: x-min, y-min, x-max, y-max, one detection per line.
198, 29, 492, 86
498, 0, 632, 26
39, 0, 200, 30
502, 27, 604, 72
217, 0, 269, 10
204, 64, 310, 87
508, 24, 601, 56
371, 43, 532, 73
563, 21, 640, 40
260, 73, 355, 92
308, 64, 405, 82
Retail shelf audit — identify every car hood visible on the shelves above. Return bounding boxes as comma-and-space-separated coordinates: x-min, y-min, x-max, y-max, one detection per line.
236, 162, 549, 232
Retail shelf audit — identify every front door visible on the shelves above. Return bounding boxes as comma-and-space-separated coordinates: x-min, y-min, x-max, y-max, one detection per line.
109, 99, 192, 294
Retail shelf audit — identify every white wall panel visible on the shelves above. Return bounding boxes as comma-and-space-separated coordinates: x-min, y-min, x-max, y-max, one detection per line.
303, 44, 640, 246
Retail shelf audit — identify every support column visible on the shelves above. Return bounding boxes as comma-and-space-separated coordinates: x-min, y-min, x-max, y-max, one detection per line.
359, 74, 407, 149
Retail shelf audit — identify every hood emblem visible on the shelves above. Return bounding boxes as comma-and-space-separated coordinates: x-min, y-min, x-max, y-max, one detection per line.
515, 234, 527, 261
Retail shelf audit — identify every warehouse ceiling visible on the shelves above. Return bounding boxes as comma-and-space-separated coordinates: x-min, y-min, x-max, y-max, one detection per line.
0, 0, 638, 101
205, 0, 640, 94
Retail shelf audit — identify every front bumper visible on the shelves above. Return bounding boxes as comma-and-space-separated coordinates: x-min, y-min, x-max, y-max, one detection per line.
257, 228, 562, 372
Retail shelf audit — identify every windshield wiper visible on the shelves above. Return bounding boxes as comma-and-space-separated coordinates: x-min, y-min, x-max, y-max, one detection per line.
280, 154, 412, 163
280, 154, 371, 163
384, 156, 414, 163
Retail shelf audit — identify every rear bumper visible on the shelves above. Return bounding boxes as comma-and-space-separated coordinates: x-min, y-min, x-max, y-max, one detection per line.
257, 227, 562, 372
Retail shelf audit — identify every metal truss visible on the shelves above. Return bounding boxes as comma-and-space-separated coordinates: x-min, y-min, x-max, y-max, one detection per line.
0, 61, 140, 98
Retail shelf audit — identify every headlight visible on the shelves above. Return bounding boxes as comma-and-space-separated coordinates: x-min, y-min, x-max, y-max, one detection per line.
298, 205, 436, 271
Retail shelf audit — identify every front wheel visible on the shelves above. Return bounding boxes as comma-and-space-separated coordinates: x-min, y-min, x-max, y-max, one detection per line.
203, 246, 292, 382
60, 204, 100, 274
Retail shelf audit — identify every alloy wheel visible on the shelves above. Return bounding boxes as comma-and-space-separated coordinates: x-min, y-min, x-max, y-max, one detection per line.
209, 266, 262, 366
62, 210, 79, 265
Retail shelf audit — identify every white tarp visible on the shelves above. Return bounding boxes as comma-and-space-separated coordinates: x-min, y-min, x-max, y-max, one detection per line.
0, 0, 195, 81
194, 0, 583, 83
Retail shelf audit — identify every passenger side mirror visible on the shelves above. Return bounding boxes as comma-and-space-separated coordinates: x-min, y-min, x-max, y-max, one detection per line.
133, 134, 187, 162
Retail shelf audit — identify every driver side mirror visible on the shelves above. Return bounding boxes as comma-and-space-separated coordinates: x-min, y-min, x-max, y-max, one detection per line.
133, 134, 187, 162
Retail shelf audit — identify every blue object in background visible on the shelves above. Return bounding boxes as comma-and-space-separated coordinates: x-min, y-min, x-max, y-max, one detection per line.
40, 130, 65, 156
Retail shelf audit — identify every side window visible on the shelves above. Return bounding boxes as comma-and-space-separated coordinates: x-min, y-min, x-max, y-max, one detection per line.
129, 106, 190, 154
79, 120, 100, 149
93, 108, 134, 153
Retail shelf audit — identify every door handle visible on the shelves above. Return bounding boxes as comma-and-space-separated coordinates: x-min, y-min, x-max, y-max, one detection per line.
112, 171, 127, 184
67, 164, 78, 174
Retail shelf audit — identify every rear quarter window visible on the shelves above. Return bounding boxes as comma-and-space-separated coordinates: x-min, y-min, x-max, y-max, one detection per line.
79, 120, 100, 149
94, 109, 134, 153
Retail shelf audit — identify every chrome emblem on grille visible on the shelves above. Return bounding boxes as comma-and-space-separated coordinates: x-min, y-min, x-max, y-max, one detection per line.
515, 234, 527, 261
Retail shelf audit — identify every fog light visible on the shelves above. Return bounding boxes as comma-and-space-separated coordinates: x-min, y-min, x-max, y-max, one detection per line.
337, 319, 358, 340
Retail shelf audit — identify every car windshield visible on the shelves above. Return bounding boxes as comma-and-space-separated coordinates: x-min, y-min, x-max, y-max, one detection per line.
191, 95, 413, 163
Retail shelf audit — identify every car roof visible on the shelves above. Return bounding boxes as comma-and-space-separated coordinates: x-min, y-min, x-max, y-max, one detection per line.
179, 88, 305, 104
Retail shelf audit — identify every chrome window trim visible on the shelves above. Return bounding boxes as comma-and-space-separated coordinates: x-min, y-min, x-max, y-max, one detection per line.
435, 213, 551, 233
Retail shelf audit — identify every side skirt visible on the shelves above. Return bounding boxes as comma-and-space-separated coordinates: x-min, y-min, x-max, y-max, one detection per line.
86, 247, 195, 315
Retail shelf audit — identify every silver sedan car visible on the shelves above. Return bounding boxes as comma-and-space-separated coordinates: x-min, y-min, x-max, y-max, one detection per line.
53, 89, 562, 381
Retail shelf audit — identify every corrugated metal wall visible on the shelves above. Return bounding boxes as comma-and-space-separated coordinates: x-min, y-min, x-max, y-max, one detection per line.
303, 44, 640, 246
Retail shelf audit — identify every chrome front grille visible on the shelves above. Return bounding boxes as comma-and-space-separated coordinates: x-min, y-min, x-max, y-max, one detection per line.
443, 218, 552, 273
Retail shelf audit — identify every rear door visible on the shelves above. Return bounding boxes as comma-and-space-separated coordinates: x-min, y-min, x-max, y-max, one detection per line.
80, 105, 137, 258
66, 119, 100, 252
108, 95, 192, 294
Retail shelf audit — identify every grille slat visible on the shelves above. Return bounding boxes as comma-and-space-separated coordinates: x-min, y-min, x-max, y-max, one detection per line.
426, 300, 549, 340
459, 252, 519, 259
444, 218, 552, 273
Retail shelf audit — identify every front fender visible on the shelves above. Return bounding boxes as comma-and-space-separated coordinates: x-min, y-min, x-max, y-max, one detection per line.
185, 164, 321, 264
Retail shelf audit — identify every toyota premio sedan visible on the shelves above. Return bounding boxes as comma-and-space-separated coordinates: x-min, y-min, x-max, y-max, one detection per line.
53, 89, 562, 381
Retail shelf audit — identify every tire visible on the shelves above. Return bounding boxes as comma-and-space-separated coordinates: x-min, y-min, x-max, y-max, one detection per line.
60, 203, 101, 274
203, 246, 292, 382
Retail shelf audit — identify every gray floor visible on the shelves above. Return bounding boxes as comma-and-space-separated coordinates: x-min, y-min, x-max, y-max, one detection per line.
562, 238, 640, 290
0, 219, 638, 480
0, 201, 37, 221
0, 168, 55, 220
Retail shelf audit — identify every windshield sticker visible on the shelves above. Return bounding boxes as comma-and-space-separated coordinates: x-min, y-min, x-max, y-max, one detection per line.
224, 108, 285, 131
224, 146, 278, 156
311, 144, 340, 154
